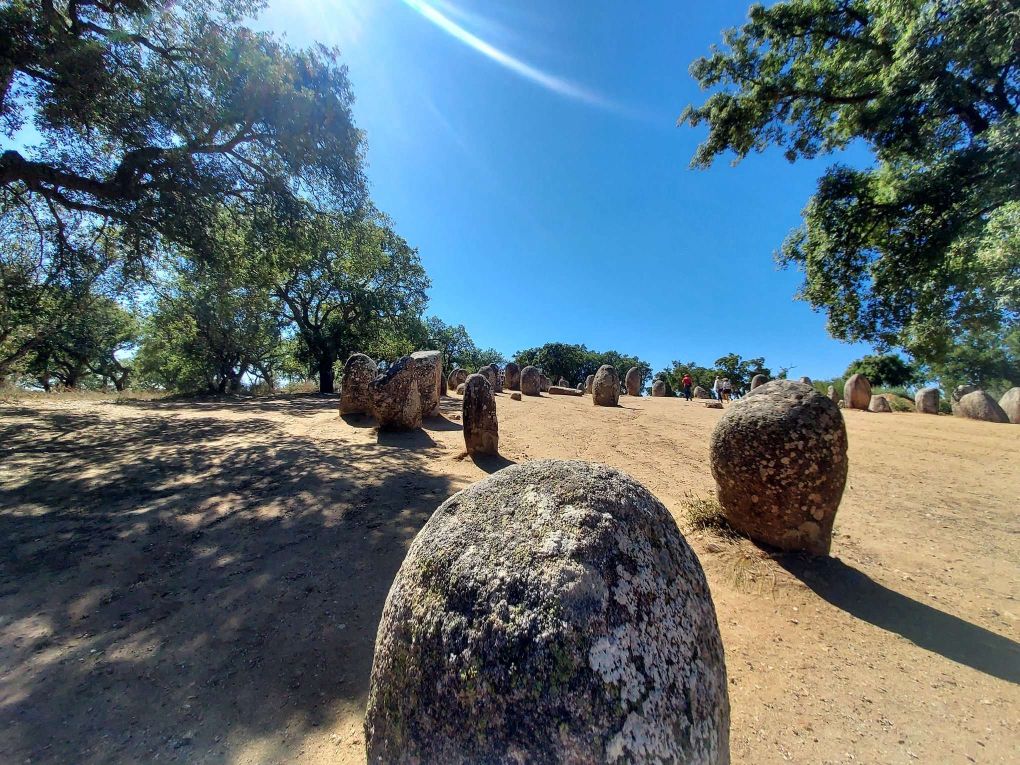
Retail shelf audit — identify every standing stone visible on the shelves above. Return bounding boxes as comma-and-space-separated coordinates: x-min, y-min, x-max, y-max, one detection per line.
478, 365, 498, 391
799, 376, 812, 386
826, 385, 840, 405
339, 353, 376, 415
624, 367, 642, 396
456, 383, 466, 395
364, 460, 730, 764
504, 362, 521, 391
693, 385, 712, 399
411, 350, 443, 417
592, 365, 620, 407
843, 373, 872, 410
868, 395, 892, 413
651, 379, 667, 397
955, 390, 1010, 423
539, 374, 551, 393
998, 387, 1020, 424
585, 374, 595, 394
548, 386, 582, 397
448, 368, 468, 390
462, 374, 498, 456
490, 364, 503, 393
750, 374, 768, 390
557, 377, 569, 388
711, 379, 848, 556
915, 386, 940, 415
370, 356, 423, 431
520, 365, 542, 396
950, 384, 978, 415
439, 374, 447, 396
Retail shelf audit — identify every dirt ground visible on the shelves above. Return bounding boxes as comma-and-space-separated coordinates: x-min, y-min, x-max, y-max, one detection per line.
1, 391, 1017, 764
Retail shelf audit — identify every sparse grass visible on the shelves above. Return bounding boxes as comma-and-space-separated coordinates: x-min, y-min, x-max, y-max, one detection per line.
680, 492, 732, 534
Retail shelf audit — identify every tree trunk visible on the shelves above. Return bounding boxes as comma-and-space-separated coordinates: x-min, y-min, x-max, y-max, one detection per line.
318, 354, 335, 393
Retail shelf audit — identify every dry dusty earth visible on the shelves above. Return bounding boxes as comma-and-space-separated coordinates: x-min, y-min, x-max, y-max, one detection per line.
1, 391, 1018, 764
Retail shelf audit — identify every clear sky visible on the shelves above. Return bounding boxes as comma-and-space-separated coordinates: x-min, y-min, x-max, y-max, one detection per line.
260, 0, 876, 379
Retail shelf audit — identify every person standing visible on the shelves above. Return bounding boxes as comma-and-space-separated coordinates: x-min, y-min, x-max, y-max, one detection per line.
682, 373, 693, 401
722, 378, 732, 402
712, 376, 722, 401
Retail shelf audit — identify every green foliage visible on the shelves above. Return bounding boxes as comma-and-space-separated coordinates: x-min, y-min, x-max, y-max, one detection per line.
922, 325, 1019, 398
421, 317, 504, 373
512, 343, 649, 390
658, 353, 771, 393
844, 353, 919, 388
681, 0, 1020, 363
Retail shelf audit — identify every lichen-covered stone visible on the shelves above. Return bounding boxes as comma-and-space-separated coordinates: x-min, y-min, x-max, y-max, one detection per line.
693, 386, 712, 399
504, 362, 521, 391
540, 374, 551, 393
592, 365, 620, 407
520, 365, 542, 396
711, 379, 848, 556
364, 460, 730, 764
478, 364, 498, 390
999, 387, 1020, 424
339, 353, 376, 415
826, 385, 840, 405
462, 374, 498, 455
448, 368, 468, 390
750, 374, 767, 390
370, 356, 423, 431
955, 390, 1009, 423
915, 386, 940, 415
844, 373, 871, 410
651, 380, 667, 397
585, 375, 595, 394
868, 395, 892, 413
625, 367, 642, 396
411, 350, 443, 417
548, 385, 582, 396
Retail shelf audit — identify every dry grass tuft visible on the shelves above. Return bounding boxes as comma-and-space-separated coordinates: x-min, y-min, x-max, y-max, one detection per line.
680, 492, 732, 534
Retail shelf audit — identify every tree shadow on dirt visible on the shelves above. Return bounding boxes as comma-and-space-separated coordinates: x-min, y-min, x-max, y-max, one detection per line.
779, 556, 1020, 685
114, 392, 339, 419
0, 403, 455, 764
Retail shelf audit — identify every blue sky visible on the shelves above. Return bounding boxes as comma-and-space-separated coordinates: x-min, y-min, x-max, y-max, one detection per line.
261, 0, 875, 379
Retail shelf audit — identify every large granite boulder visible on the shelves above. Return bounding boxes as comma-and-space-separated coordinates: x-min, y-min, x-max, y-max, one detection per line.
548, 385, 582, 396
520, 365, 542, 396
364, 460, 730, 764
999, 387, 1020, 424
592, 365, 620, 407
954, 390, 1010, 423
624, 367, 642, 396
339, 353, 376, 415
950, 385, 978, 415
585, 374, 595, 394
843, 373, 871, 410
710, 380, 848, 556
868, 395, 892, 413
915, 386, 940, 415
411, 350, 443, 417
504, 362, 521, 391
448, 368, 468, 390
462, 374, 498, 455
750, 374, 768, 390
693, 385, 712, 399
651, 379, 667, 397
370, 356, 424, 431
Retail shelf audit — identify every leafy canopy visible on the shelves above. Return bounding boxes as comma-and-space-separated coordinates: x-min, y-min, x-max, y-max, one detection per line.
844, 353, 919, 388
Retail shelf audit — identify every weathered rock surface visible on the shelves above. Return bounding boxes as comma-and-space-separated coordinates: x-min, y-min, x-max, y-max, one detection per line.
750, 374, 768, 390
548, 385, 582, 397
651, 379, 667, 397
504, 362, 521, 391
462, 374, 498, 456
844, 373, 872, 410
456, 383, 466, 395
364, 460, 730, 764
915, 386, 940, 415
478, 365, 498, 391
339, 353, 376, 415
952, 384, 978, 404
999, 387, 1020, 424
868, 395, 892, 413
955, 390, 1010, 423
558, 377, 569, 388
694, 385, 712, 399
448, 368, 468, 390
625, 367, 642, 396
540, 374, 551, 393
411, 350, 443, 417
799, 376, 812, 386
585, 374, 595, 394
711, 380, 848, 556
370, 356, 423, 431
704, 401, 723, 409
827, 385, 840, 405
592, 365, 620, 407
510, 391, 522, 401
520, 366, 542, 396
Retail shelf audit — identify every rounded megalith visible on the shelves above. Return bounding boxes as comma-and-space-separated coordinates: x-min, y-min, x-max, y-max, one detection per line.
510, 391, 522, 401
504, 362, 521, 391
370, 356, 423, 431
364, 459, 730, 764
520, 365, 542, 396
557, 377, 569, 387
448, 368, 468, 390
826, 385, 840, 405
651, 379, 667, 397
950, 384, 978, 415
955, 390, 1009, 423
750, 374, 768, 390
411, 350, 443, 417
339, 353, 376, 415
592, 365, 620, 407
625, 367, 642, 396
868, 395, 892, 413
462, 374, 498, 456
843, 373, 871, 410
711, 379, 848, 556
539, 374, 551, 393
999, 387, 1020, 424
693, 385, 712, 399
456, 383, 466, 395
915, 386, 940, 415
478, 364, 498, 390
585, 374, 595, 394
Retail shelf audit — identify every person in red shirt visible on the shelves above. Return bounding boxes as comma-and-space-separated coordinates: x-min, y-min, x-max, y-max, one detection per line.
682, 373, 693, 401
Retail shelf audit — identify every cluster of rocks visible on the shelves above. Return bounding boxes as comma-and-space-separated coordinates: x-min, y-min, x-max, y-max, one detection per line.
365, 460, 730, 763
950, 385, 1016, 423
340, 350, 445, 430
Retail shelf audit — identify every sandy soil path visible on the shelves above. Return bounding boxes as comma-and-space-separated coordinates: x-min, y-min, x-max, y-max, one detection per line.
1, 392, 1017, 764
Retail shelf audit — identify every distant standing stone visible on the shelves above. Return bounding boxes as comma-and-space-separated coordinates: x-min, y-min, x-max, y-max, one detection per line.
364, 460, 730, 764
448, 368, 468, 390
478, 365, 498, 391
339, 353, 376, 415
651, 379, 667, 397
509, 391, 522, 401
557, 377, 569, 387
950, 384, 978, 415
520, 365, 542, 396
915, 386, 940, 415
693, 385, 712, 399
585, 374, 595, 394
999, 387, 1020, 424
370, 356, 424, 431
592, 365, 620, 407
843, 373, 872, 410
750, 374, 768, 390
548, 385, 582, 396
955, 390, 1010, 423
539, 374, 551, 393
456, 383, 466, 395
625, 367, 642, 396
711, 379, 847, 556
827, 385, 840, 404
411, 350, 443, 417
462, 374, 499, 455
868, 395, 892, 413
504, 362, 521, 391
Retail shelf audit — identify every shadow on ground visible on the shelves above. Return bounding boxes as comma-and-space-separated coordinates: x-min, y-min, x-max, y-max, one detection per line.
779, 556, 1020, 685
0, 400, 454, 764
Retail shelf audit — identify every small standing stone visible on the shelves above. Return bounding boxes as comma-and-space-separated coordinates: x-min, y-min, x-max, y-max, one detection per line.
915, 387, 940, 415
651, 379, 667, 397
999, 387, 1020, 424
339, 353, 376, 415
827, 385, 840, 405
456, 383, 466, 395
462, 374, 498, 455
585, 374, 595, 394
448, 368, 468, 390
843, 374, 872, 410
370, 356, 424, 431
868, 395, 892, 413
520, 366, 542, 396
504, 362, 521, 391
411, 350, 443, 417
625, 367, 642, 396
592, 365, 620, 407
